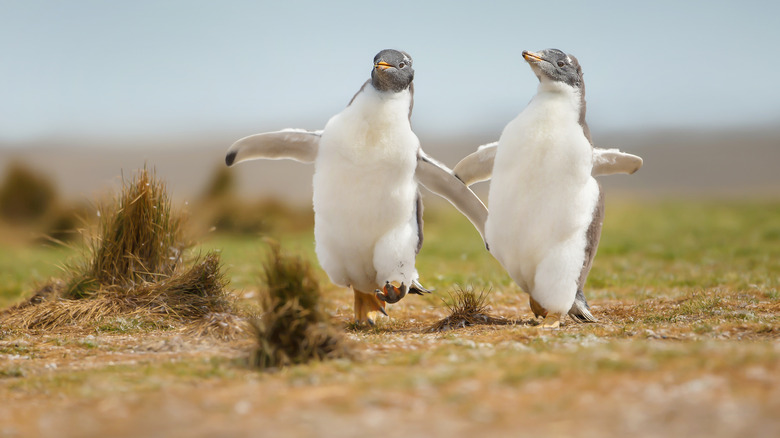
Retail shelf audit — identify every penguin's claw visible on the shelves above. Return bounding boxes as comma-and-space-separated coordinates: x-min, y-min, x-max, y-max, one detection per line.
569, 308, 597, 323
409, 279, 432, 295
568, 289, 598, 323
375, 281, 408, 304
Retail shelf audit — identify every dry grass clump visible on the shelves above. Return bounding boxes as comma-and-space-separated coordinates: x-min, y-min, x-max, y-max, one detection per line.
1, 252, 232, 332
251, 243, 352, 369
0, 168, 236, 334
427, 287, 513, 332
77, 168, 185, 293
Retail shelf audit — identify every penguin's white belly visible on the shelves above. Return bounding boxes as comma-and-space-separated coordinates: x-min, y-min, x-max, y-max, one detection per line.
485, 100, 599, 312
312, 88, 420, 293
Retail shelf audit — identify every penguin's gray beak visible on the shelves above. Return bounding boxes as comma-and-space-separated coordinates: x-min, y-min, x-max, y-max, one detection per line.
374, 61, 392, 70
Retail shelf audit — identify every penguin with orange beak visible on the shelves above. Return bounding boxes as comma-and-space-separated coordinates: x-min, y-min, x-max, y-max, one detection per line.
226, 49, 487, 325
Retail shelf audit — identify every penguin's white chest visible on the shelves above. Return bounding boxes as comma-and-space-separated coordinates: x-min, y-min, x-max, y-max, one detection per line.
312, 86, 420, 291
486, 87, 599, 292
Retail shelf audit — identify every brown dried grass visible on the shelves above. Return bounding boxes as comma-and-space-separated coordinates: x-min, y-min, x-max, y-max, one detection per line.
0, 168, 237, 336
427, 287, 514, 332
77, 167, 185, 293
251, 243, 353, 369
185, 312, 252, 341
0, 253, 233, 331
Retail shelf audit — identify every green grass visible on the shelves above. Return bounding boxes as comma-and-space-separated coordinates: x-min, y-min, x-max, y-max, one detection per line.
2, 192, 780, 438
3, 199, 779, 310
0, 243, 73, 308
592, 200, 780, 293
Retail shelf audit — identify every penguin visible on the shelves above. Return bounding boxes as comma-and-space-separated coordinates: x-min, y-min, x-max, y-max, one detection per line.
455, 48, 643, 328
225, 49, 487, 326
454, 146, 642, 324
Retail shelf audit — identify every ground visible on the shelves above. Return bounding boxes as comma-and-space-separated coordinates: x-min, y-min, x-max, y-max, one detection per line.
1, 200, 779, 437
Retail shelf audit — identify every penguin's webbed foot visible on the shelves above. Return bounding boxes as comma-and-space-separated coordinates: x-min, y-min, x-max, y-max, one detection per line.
354, 289, 387, 327
529, 296, 548, 319
529, 295, 563, 328
539, 313, 563, 329
531, 292, 598, 324
408, 279, 432, 296
568, 289, 598, 323
375, 281, 408, 304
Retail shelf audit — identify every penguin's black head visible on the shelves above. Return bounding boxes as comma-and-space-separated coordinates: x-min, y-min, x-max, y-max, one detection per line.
371, 49, 414, 93
522, 49, 583, 88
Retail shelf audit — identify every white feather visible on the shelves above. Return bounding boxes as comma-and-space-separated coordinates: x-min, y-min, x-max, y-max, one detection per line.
592, 148, 644, 176
485, 80, 600, 315
313, 85, 420, 294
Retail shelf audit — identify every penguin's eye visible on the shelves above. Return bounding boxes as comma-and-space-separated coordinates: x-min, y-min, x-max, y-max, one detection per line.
399, 62, 406, 68
557, 60, 565, 67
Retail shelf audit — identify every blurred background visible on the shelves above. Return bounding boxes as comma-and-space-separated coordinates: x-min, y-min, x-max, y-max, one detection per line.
1, 0, 779, 228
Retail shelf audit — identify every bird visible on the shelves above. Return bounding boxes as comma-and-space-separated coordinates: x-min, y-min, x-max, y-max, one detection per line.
454, 48, 643, 328
454, 146, 641, 323
225, 49, 487, 326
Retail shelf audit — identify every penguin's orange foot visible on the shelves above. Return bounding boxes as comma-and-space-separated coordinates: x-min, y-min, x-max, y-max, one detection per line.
375, 281, 407, 304
529, 296, 548, 319
354, 289, 387, 326
539, 313, 563, 329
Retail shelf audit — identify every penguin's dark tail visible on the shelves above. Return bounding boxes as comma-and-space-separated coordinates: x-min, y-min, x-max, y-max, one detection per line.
568, 289, 598, 323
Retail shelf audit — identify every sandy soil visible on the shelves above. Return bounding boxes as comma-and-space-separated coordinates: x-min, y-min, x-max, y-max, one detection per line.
2, 294, 779, 438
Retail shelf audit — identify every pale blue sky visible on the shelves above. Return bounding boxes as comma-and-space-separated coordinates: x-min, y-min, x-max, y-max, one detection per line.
1, 0, 778, 144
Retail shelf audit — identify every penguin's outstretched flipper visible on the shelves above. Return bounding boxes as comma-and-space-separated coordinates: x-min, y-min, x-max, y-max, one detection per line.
592, 148, 643, 176
452, 142, 498, 186
454, 144, 643, 185
225, 129, 322, 167
415, 151, 488, 243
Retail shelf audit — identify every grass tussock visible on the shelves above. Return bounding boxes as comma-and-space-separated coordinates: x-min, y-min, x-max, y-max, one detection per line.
0, 168, 237, 335
0, 253, 233, 332
428, 287, 513, 332
81, 168, 185, 292
252, 243, 352, 369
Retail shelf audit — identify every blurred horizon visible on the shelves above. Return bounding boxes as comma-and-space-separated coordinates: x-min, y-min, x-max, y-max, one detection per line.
3, 127, 779, 205
2, 0, 780, 144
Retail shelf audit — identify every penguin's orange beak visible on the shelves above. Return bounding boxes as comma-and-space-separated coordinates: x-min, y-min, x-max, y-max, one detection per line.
522, 51, 544, 63
374, 61, 392, 70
